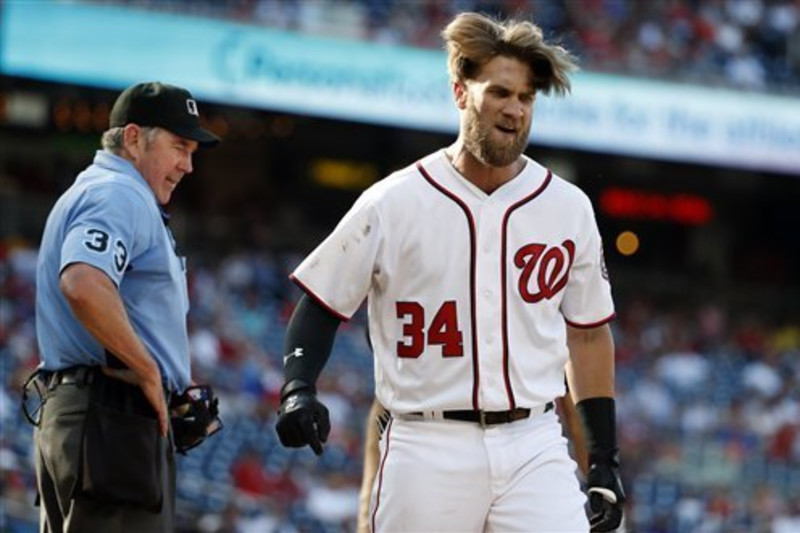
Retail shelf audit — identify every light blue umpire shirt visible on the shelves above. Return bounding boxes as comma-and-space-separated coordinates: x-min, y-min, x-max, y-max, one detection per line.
35, 150, 191, 393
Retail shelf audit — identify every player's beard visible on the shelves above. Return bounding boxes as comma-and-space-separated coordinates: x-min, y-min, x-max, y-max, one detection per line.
463, 100, 530, 168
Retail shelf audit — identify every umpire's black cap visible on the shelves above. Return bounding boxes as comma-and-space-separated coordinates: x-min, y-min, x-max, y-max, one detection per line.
110, 82, 220, 147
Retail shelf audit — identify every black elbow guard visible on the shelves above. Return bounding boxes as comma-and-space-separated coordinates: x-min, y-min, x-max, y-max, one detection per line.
282, 294, 342, 386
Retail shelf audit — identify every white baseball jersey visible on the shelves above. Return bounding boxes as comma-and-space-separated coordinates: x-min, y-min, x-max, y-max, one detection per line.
292, 149, 614, 414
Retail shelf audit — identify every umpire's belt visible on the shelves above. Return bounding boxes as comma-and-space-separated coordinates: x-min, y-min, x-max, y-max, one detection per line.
402, 402, 553, 427
44, 365, 97, 389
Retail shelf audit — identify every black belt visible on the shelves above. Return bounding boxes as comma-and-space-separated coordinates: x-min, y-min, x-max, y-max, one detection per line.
411, 402, 554, 427
44, 365, 173, 402
45, 365, 97, 389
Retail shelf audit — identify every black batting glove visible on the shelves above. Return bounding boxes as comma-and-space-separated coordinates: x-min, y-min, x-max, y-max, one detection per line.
275, 382, 330, 456
587, 451, 626, 532
575, 397, 625, 532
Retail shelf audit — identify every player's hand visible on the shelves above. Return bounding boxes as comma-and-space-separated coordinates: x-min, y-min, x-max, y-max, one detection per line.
587, 452, 625, 532
102, 366, 169, 437
276, 388, 330, 455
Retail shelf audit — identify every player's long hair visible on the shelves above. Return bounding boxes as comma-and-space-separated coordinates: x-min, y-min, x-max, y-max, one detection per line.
442, 12, 577, 96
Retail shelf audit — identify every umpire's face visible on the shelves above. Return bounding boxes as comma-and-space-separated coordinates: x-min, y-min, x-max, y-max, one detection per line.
127, 125, 198, 205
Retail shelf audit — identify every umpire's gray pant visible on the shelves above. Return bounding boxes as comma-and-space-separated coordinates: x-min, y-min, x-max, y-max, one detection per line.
34, 375, 175, 533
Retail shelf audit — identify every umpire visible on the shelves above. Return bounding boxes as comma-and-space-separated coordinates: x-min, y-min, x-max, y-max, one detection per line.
31, 81, 218, 532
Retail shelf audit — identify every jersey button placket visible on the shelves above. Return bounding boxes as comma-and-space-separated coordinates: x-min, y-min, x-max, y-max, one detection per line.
475, 202, 505, 409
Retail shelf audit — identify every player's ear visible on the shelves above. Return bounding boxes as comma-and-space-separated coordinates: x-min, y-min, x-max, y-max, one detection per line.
453, 82, 468, 109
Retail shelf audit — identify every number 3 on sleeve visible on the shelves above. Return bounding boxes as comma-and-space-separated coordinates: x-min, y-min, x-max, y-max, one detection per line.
83, 229, 129, 274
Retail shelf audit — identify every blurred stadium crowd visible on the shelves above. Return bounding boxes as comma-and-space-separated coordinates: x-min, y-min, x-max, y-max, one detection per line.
2, 1, 800, 532
99, 0, 800, 92
2, 245, 799, 532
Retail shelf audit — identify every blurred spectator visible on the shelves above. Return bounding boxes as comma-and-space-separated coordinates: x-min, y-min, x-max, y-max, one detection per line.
231, 447, 302, 505
655, 350, 711, 391
742, 358, 783, 398
305, 473, 359, 526
774, 497, 800, 533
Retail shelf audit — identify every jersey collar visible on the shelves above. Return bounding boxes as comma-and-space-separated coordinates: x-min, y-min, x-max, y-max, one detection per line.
436, 150, 549, 204
93, 150, 157, 202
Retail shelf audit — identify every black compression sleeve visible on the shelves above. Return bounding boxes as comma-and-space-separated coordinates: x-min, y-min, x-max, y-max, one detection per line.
282, 294, 342, 395
575, 397, 618, 463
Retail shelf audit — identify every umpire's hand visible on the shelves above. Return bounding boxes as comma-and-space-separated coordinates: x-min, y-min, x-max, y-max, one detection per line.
587, 453, 626, 532
276, 388, 330, 455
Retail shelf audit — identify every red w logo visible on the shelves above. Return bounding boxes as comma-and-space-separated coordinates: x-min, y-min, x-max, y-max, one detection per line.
514, 240, 575, 302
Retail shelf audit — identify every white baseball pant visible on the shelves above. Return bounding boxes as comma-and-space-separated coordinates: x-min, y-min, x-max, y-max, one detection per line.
369, 409, 589, 532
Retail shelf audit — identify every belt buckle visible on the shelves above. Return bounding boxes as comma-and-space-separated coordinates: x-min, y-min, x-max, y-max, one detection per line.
479, 410, 487, 428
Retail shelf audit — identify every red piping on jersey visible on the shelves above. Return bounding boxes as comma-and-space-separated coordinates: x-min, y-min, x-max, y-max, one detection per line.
371, 417, 393, 533
566, 313, 616, 329
416, 161, 480, 411
289, 274, 350, 322
500, 170, 553, 410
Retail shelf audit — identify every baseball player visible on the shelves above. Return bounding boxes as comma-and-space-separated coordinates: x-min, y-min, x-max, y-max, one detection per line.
276, 12, 625, 532
31, 82, 218, 532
